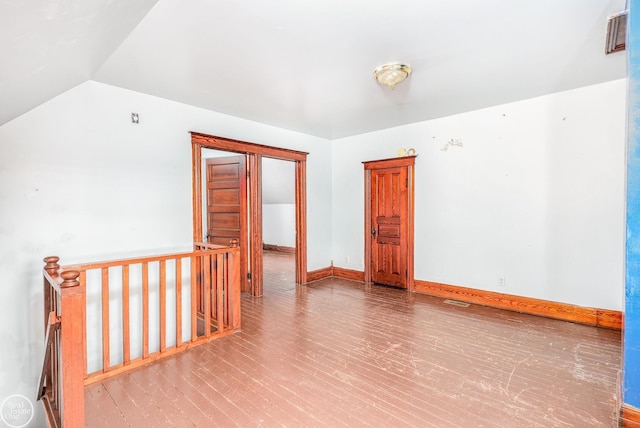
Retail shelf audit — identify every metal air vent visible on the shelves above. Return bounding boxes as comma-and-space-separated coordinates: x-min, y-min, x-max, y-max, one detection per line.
605, 11, 627, 54
443, 299, 470, 308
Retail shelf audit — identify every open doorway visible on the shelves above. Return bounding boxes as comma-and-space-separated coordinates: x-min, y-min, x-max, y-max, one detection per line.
262, 158, 296, 292
191, 132, 308, 296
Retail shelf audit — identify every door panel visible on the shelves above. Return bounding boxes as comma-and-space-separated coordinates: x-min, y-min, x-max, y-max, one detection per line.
206, 155, 248, 293
370, 165, 408, 288
363, 155, 415, 290
206, 156, 245, 247
376, 216, 401, 245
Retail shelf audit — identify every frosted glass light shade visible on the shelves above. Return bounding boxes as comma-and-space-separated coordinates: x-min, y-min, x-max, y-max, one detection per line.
373, 63, 412, 89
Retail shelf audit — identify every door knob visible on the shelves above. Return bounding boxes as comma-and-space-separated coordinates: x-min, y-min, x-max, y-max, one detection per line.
372, 228, 377, 238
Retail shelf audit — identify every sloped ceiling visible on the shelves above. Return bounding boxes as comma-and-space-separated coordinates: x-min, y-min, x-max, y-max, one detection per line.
0, 0, 159, 128
0, 0, 627, 139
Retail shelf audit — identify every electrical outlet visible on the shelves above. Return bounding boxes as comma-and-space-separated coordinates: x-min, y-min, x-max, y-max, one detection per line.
498, 276, 506, 287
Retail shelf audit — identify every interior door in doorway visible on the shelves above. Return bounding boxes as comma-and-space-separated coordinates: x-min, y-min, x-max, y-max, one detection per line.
191, 132, 310, 293
364, 156, 415, 290
206, 156, 246, 246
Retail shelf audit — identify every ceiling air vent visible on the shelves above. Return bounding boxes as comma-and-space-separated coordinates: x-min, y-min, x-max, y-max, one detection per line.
605, 11, 627, 54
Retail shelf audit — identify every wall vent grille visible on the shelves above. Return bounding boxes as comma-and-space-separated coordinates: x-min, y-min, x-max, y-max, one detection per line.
606, 11, 627, 55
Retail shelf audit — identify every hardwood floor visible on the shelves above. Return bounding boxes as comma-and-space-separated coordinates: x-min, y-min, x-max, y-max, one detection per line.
85, 251, 622, 427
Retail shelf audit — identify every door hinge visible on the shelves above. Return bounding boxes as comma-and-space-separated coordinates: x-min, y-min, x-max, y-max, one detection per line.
247, 169, 250, 178
247, 272, 252, 280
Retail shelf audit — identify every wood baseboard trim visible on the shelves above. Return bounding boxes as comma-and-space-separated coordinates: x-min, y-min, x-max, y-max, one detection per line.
414, 280, 622, 330
263, 244, 296, 254
622, 404, 640, 427
305, 266, 365, 283
332, 266, 365, 282
306, 266, 333, 283
303, 269, 621, 329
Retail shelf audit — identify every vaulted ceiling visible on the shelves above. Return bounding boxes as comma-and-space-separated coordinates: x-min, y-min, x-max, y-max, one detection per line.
0, 0, 627, 139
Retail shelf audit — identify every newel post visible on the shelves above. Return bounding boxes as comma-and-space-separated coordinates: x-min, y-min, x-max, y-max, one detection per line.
43, 256, 60, 275
59, 270, 85, 427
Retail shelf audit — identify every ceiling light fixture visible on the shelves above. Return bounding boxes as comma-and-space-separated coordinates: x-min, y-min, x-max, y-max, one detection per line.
373, 62, 412, 90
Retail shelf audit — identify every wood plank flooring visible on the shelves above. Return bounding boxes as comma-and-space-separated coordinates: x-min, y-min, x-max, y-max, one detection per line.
85, 251, 622, 427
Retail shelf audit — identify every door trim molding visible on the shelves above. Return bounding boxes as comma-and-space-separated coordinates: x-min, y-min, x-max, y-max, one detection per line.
364, 168, 371, 285
191, 132, 309, 295
248, 154, 262, 295
363, 155, 416, 291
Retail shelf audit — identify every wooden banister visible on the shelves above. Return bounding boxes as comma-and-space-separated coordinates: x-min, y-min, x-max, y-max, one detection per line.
58, 270, 84, 427
38, 258, 85, 428
38, 246, 242, 425
37, 311, 60, 400
194, 242, 228, 250
62, 245, 242, 383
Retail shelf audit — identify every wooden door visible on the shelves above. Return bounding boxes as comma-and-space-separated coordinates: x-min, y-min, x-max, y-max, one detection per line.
364, 156, 415, 290
206, 156, 246, 246
205, 155, 249, 293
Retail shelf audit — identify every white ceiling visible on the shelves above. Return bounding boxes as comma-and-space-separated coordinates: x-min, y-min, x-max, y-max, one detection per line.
0, 0, 627, 139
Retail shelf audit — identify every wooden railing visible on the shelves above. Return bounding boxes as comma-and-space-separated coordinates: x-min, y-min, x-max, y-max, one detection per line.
38, 257, 84, 428
37, 245, 241, 426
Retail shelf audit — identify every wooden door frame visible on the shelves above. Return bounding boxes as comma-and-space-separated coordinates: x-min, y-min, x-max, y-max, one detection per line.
363, 156, 416, 291
191, 132, 309, 296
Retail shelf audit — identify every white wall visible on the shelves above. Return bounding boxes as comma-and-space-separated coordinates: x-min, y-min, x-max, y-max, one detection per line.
0, 80, 332, 424
262, 158, 296, 247
263, 204, 296, 247
262, 157, 295, 204
332, 79, 626, 311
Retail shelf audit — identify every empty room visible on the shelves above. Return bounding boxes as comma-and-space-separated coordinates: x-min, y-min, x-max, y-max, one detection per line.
2, 1, 640, 427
